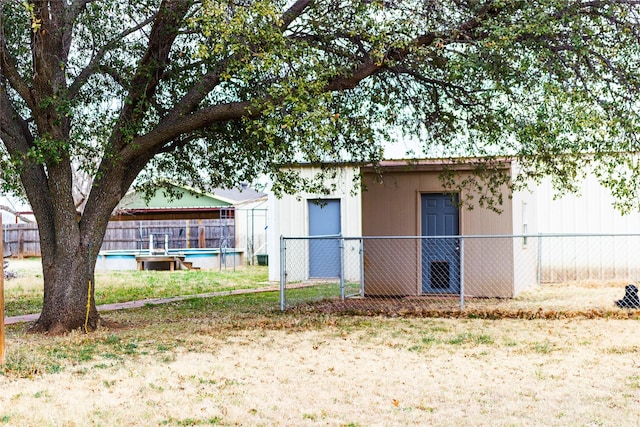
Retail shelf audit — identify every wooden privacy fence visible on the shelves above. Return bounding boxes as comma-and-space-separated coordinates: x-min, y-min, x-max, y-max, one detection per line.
2, 219, 235, 257
2, 222, 38, 257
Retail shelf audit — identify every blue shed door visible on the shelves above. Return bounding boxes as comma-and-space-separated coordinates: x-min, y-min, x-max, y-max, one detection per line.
421, 194, 460, 294
308, 199, 341, 278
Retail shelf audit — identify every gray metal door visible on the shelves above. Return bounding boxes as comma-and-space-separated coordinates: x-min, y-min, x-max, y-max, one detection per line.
308, 199, 341, 278
421, 194, 460, 293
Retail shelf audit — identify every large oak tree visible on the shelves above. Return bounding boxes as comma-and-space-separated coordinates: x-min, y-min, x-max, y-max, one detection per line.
2, 0, 640, 333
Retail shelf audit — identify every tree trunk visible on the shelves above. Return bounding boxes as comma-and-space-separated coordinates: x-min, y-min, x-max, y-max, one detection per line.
29, 242, 99, 334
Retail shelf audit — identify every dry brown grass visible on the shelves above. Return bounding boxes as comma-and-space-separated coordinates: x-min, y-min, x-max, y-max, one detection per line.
2, 315, 640, 426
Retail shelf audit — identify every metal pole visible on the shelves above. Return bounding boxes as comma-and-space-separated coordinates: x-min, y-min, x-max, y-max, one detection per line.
359, 238, 365, 297
537, 234, 542, 286
339, 237, 345, 301
279, 235, 286, 311
1, 216, 5, 364
251, 208, 255, 265
459, 237, 465, 310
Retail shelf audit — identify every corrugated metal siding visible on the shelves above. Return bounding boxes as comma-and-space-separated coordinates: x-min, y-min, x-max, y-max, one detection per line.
267, 166, 362, 282
536, 175, 640, 282
537, 174, 640, 233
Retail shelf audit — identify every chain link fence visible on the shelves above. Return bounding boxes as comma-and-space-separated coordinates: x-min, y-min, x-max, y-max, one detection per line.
279, 234, 640, 315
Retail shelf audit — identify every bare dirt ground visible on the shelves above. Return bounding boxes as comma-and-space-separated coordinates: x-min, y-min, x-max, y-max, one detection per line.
2, 317, 640, 426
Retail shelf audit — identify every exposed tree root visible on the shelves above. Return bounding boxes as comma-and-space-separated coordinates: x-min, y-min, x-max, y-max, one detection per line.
27, 314, 101, 335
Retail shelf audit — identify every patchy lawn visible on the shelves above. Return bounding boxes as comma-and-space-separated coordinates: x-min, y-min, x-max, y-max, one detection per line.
2, 258, 640, 425
2, 312, 640, 426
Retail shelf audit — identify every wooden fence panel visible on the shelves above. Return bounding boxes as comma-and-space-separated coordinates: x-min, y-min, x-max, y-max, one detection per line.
2, 219, 236, 257
103, 219, 235, 251
2, 223, 39, 257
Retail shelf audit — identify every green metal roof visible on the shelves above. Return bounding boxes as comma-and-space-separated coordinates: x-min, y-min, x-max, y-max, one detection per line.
119, 185, 234, 210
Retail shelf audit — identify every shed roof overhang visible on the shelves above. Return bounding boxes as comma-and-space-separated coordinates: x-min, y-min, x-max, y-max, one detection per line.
360, 158, 514, 173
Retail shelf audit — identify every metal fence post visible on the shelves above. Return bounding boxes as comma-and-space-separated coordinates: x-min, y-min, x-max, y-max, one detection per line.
459, 236, 465, 310
339, 237, 345, 301
537, 233, 542, 286
279, 235, 286, 311
359, 238, 365, 297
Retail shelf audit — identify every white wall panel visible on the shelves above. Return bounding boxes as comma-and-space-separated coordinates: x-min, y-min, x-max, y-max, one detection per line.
536, 173, 640, 282
268, 166, 362, 282
537, 174, 640, 234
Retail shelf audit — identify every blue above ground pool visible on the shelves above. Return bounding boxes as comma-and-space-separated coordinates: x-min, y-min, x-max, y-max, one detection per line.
96, 248, 244, 271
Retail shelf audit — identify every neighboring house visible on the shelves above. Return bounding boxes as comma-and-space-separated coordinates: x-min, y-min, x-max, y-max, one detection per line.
112, 184, 238, 252
114, 183, 267, 252
116, 183, 236, 220
3, 183, 267, 261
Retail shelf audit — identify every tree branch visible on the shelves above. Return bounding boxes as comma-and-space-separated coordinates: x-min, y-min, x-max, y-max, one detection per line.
69, 0, 98, 21
280, 0, 313, 29
324, 2, 498, 92
0, 39, 36, 111
0, 83, 34, 157
68, 13, 157, 100
108, 0, 191, 151
121, 100, 256, 161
